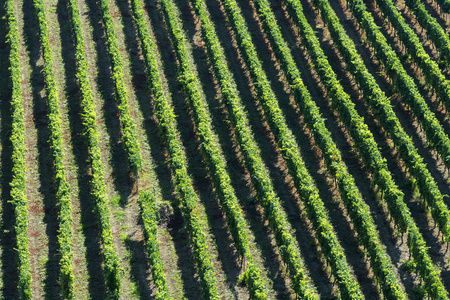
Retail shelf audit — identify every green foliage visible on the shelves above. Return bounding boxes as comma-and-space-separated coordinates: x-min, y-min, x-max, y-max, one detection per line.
192, 0, 322, 298
110, 195, 122, 208
322, 0, 449, 297
219, 0, 366, 298
6, 0, 447, 297
401, 259, 417, 273
402, 0, 450, 70
160, 2, 267, 299
251, 0, 407, 297
98, 0, 142, 178
67, 0, 123, 297
137, 192, 171, 300
368, 0, 450, 170
130, 0, 220, 298
131, 0, 269, 297
6, 1, 32, 298
32, 0, 75, 297
343, 0, 450, 243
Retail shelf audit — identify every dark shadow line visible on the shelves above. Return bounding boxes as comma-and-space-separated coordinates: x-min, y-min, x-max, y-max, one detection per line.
325, 0, 450, 291
202, 0, 338, 296
273, 0, 429, 295
195, 1, 298, 297
124, 235, 154, 300
112, 0, 159, 297
0, 1, 19, 298
141, 0, 211, 297
168, 0, 255, 297
21, 0, 62, 297
84, 0, 133, 205
58, 0, 106, 297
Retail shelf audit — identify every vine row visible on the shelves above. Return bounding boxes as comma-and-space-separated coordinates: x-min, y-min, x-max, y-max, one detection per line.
251, 0, 406, 297
220, 0, 364, 298
138, 192, 171, 299
33, 0, 75, 297
131, 0, 268, 297
190, 0, 321, 296
350, 0, 450, 170
404, 0, 450, 66
97, 0, 142, 177
137, 0, 221, 297
308, 0, 448, 297
67, 0, 123, 297
6, 0, 32, 298
345, 0, 450, 244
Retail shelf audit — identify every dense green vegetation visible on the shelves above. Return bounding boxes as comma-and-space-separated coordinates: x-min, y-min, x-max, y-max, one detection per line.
67, 0, 123, 297
33, 0, 75, 297
310, 0, 448, 297
6, 0, 32, 298
2, 0, 450, 298
252, 0, 405, 297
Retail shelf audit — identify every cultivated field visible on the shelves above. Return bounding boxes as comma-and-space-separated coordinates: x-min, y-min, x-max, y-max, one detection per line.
2, 0, 450, 298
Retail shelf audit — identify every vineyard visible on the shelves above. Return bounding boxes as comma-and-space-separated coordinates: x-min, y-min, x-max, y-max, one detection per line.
2, 0, 450, 298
